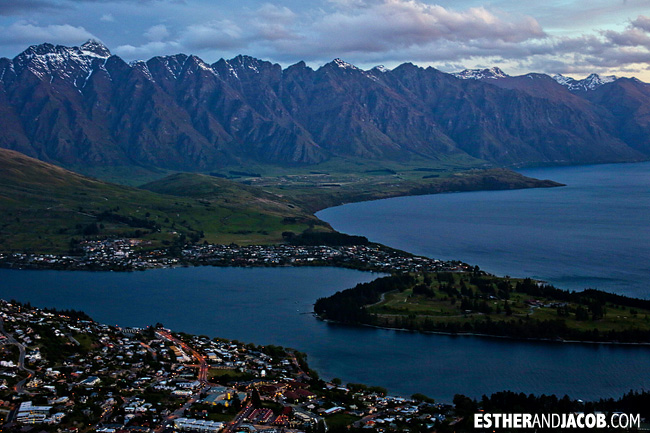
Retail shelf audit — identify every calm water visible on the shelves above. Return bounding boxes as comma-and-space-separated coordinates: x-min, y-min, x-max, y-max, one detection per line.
2, 162, 650, 402
1, 265, 649, 403
318, 162, 650, 299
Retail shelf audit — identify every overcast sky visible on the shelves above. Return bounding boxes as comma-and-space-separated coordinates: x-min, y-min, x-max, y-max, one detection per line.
1, 0, 649, 80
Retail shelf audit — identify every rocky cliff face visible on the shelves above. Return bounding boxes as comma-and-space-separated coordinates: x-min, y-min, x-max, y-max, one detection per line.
0, 40, 647, 171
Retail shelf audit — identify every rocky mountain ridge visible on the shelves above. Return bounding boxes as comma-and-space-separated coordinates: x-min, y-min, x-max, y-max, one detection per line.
1, 40, 648, 171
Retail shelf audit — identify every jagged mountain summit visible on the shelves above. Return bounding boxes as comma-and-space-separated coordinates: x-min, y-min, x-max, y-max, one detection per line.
453, 67, 509, 80
0, 40, 648, 172
79, 39, 112, 58
553, 73, 619, 91
372, 65, 391, 73
8, 40, 111, 85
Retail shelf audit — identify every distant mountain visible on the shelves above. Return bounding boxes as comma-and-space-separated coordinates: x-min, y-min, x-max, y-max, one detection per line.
0, 40, 648, 172
453, 67, 509, 80
553, 73, 618, 92
581, 77, 650, 155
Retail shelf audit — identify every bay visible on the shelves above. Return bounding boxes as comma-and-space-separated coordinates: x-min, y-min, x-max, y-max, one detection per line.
1, 265, 648, 403
317, 162, 650, 299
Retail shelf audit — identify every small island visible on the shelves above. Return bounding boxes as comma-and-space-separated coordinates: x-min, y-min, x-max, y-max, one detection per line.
314, 271, 650, 344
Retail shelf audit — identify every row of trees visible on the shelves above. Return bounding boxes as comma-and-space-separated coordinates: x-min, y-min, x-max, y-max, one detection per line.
314, 274, 416, 324
517, 278, 650, 311
370, 313, 650, 342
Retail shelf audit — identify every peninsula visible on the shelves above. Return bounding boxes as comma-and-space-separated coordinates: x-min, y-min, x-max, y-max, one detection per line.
314, 272, 650, 344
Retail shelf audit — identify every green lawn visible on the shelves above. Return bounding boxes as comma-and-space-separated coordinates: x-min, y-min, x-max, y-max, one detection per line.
325, 412, 361, 429
73, 333, 96, 352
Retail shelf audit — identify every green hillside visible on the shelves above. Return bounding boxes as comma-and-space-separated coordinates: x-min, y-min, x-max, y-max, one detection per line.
0, 149, 323, 253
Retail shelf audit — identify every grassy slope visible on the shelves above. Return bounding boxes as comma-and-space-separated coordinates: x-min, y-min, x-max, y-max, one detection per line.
256, 167, 562, 213
77, 154, 562, 213
0, 148, 561, 254
0, 149, 322, 253
203, 156, 563, 213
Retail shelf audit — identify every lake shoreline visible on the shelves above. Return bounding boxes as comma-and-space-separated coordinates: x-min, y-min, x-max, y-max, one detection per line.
317, 161, 650, 299
3, 263, 649, 401
316, 316, 650, 348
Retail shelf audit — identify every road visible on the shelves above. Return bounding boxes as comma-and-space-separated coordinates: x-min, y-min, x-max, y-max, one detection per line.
140, 341, 158, 359
155, 330, 209, 384
289, 352, 310, 381
222, 404, 254, 433
0, 319, 35, 395
154, 329, 256, 433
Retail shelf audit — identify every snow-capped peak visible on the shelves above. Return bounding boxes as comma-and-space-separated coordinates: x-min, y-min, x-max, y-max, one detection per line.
80, 39, 111, 58
228, 55, 265, 74
453, 66, 509, 80
587, 73, 617, 86
553, 73, 618, 91
552, 74, 571, 86
372, 65, 390, 73
13, 41, 112, 84
131, 60, 155, 82
332, 58, 357, 70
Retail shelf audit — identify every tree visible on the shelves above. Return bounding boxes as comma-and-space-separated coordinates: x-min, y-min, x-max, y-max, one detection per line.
251, 388, 262, 408
82, 223, 100, 235
504, 300, 512, 316
453, 394, 477, 417
411, 393, 435, 404
575, 306, 589, 321
590, 301, 604, 320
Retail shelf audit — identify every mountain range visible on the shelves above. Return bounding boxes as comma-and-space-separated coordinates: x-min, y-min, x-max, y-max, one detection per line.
1, 40, 649, 173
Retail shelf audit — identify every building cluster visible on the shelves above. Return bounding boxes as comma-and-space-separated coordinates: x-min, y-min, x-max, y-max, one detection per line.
0, 300, 452, 433
179, 244, 461, 273
0, 239, 467, 273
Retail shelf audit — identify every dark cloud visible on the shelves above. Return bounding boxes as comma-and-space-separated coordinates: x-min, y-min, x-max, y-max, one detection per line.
585, 50, 650, 67
1, 0, 649, 81
515, 15, 650, 77
631, 15, 650, 32
0, 0, 62, 15
238, 0, 550, 69
113, 0, 549, 63
602, 28, 650, 48
309, 1, 546, 52
0, 0, 181, 15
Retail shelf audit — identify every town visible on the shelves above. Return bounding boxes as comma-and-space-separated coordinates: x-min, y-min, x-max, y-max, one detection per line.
0, 300, 452, 433
0, 239, 470, 274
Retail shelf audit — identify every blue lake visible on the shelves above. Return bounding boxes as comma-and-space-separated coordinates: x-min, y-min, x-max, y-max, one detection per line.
318, 162, 650, 299
2, 162, 650, 402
